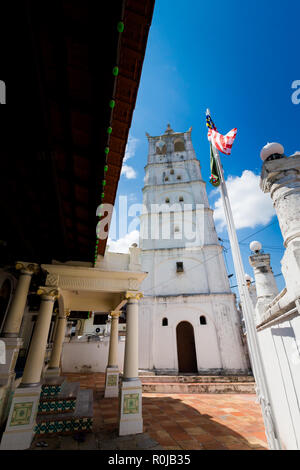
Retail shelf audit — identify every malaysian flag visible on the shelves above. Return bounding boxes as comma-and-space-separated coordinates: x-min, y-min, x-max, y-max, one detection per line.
206, 111, 237, 156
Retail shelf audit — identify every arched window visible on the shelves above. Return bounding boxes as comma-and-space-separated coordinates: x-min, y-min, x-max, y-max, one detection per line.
200, 316, 207, 325
162, 318, 168, 326
165, 197, 170, 203
179, 196, 184, 202
156, 140, 167, 155
174, 139, 185, 152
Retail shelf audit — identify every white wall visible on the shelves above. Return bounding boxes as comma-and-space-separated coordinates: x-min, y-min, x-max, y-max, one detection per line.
258, 313, 300, 449
139, 294, 248, 373
61, 338, 125, 373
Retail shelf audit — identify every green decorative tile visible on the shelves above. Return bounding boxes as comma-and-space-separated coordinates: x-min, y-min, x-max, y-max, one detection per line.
35, 416, 93, 435
41, 384, 61, 397
10, 401, 33, 426
38, 397, 76, 414
123, 393, 139, 415
107, 374, 118, 387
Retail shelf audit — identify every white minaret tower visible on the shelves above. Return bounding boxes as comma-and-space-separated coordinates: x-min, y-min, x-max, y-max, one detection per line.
138, 125, 249, 374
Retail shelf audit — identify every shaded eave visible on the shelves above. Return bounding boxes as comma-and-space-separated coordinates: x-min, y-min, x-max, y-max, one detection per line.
0, 0, 154, 266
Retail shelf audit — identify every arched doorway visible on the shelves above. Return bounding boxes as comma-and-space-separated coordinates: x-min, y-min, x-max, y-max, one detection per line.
176, 321, 198, 373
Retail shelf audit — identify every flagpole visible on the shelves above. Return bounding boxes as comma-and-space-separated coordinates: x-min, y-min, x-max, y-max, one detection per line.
207, 110, 281, 450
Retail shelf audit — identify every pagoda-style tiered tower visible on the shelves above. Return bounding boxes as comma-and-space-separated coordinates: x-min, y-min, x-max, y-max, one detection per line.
138, 125, 249, 374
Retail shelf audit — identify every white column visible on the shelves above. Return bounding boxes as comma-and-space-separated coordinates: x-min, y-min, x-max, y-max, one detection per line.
119, 292, 143, 436
45, 308, 69, 377
104, 311, 121, 398
249, 250, 279, 324
123, 298, 140, 380
0, 262, 39, 427
0, 286, 59, 450
2, 262, 39, 337
261, 151, 300, 300
21, 287, 59, 386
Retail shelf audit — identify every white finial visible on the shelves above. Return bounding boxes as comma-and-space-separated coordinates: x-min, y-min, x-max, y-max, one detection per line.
250, 241, 262, 253
260, 142, 284, 161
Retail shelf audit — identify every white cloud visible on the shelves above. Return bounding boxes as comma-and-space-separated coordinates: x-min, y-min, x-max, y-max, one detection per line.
123, 136, 139, 163
121, 136, 139, 179
121, 164, 137, 179
213, 170, 275, 231
107, 230, 139, 254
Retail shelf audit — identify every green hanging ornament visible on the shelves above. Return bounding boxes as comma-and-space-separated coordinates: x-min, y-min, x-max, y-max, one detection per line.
117, 21, 124, 33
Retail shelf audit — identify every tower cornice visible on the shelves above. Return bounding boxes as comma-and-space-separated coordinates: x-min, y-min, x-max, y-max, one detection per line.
142, 179, 206, 192
144, 158, 201, 171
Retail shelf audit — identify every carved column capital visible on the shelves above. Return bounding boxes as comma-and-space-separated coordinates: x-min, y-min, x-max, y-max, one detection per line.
16, 262, 39, 276
37, 286, 60, 301
125, 291, 143, 302
110, 311, 122, 318
64, 309, 71, 318
55, 308, 70, 319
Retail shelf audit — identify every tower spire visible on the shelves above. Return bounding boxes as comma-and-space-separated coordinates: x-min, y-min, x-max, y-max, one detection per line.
165, 123, 173, 134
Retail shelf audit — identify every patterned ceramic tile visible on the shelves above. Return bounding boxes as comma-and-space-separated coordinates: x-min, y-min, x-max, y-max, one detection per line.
123, 393, 139, 414
10, 401, 33, 426
38, 398, 76, 414
107, 374, 118, 387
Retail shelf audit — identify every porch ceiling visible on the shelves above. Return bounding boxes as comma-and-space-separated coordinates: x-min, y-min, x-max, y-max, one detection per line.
0, 0, 154, 267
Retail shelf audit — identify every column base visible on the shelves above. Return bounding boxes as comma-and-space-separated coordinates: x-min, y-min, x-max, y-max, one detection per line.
0, 372, 16, 426
0, 337, 23, 427
0, 385, 41, 450
0, 337, 23, 379
44, 366, 61, 379
104, 366, 119, 398
119, 379, 143, 436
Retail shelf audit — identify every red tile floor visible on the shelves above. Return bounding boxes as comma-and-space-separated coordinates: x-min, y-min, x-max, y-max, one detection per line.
65, 373, 268, 451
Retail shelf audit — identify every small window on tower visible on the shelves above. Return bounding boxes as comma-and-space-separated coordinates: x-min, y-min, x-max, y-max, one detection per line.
177, 175, 181, 180
176, 262, 184, 273
200, 316, 207, 325
174, 226, 180, 233
170, 169, 174, 175
174, 139, 185, 152
165, 176, 169, 181
179, 196, 184, 202
165, 198, 170, 203
162, 318, 168, 326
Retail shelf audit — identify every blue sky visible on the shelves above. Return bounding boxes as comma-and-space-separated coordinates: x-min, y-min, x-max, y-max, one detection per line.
110, 0, 300, 297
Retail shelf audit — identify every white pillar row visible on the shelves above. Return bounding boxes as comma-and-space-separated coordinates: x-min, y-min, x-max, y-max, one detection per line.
104, 311, 121, 398
0, 286, 59, 450
0, 262, 39, 427
2, 262, 39, 337
21, 286, 60, 386
45, 308, 69, 378
119, 292, 143, 436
